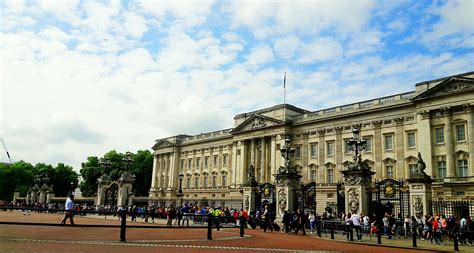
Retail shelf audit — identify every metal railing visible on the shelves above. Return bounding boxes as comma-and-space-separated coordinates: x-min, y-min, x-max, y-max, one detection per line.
0, 207, 246, 242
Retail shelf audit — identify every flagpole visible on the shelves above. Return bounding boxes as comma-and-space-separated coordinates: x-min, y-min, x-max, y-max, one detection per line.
283, 72, 286, 105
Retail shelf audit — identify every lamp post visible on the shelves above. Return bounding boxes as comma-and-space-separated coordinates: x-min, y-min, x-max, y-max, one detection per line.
100, 158, 112, 171
177, 172, 184, 207
122, 152, 134, 171
280, 137, 296, 173
347, 128, 366, 164
69, 181, 75, 196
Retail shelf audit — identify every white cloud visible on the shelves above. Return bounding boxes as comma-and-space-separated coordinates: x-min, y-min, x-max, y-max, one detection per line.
245, 45, 274, 66
298, 37, 343, 63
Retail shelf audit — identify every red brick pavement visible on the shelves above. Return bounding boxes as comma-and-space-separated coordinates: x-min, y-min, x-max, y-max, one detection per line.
0, 212, 442, 253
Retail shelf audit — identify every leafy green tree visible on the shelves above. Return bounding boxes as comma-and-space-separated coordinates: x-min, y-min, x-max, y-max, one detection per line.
78, 150, 153, 197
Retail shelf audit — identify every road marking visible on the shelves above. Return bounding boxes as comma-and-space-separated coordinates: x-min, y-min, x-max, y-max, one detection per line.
0, 237, 334, 252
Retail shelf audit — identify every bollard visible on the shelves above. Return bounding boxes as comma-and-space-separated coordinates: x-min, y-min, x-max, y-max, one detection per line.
207, 213, 213, 240
239, 217, 245, 237
377, 224, 382, 244
350, 225, 354, 241
120, 210, 127, 242
453, 229, 459, 251
317, 220, 321, 237
330, 223, 335, 240
412, 230, 417, 247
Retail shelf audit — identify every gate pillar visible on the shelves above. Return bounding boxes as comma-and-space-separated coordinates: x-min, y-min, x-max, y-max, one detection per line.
96, 174, 112, 205
243, 186, 258, 212
118, 172, 135, 207
407, 152, 433, 218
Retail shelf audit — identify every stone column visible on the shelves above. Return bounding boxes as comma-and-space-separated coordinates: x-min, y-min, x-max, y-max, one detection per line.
395, 117, 406, 179
231, 142, 238, 187
250, 139, 256, 167
444, 108, 455, 177
318, 130, 326, 182
373, 121, 383, 179
466, 104, 474, 176
240, 140, 248, 185
13, 190, 20, 205
261, 137, 266, 182
416, 111, 433, 176
302, 132, 309, 182
151, 154, 158, 190
342, 169, 374, 216
270, 136, 277, 177
335, 127, 343, 181
408, 181, 432, 218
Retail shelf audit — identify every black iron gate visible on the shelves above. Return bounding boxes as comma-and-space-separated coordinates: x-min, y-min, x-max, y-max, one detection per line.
257, 183, 276, 213
105, 183, 118, 207
296, 182, 316, 214
368, 179, 410, 220
336, 181, 345, 217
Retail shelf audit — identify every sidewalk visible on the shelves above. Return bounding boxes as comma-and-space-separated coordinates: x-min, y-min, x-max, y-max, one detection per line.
314, 230, 472, 252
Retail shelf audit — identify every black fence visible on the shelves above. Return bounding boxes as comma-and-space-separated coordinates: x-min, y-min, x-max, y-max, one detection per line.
0, 207, 246, 242
432, 200, 474, 218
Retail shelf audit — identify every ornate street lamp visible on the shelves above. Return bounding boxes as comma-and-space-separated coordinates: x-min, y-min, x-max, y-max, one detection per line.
280, 137, 296, 172
347, 128, 366, 164
177, 172, 184, 207
69, 181, 75, 196
100, 158, 112, 170
122, 152, 134, 171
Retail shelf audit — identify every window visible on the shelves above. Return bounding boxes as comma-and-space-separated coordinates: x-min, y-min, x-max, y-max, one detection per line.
196, 158, 200, 168
409, 164, 417, 174
186, 177, 191, 188
310, 170, 317, 182
188, 158, 192, 168
407, 132, 416, 149
310, 144, 318, 158
212, 175, 217, 187
205, 157, 209, 167
327, 142, 334, 156
213, 156, 218, 167
327, 169, 334, 183
204, 176, 208, 187
344, 139, 352, 154
194, 176, 199, 188
438, 161, 446, 179
223, 154, 228, 166
386, 166, 394, 179
435, 127, 444, 144
364, 137, 372, 152
456, 192, 465, 197
295, 146, 301, 158
384, 135, 393, 151
180, 160, 184, 169
222, 175, 227, 186
458, 160, 468, 177
456, 125, 466, 141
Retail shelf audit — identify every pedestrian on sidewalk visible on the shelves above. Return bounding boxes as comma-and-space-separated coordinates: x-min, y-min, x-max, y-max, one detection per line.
60, 194, 75, 225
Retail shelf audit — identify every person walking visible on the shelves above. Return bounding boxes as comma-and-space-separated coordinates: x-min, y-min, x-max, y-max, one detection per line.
351, 212, 362, 241
60, 194, 75, 225
309, 211, 316, 234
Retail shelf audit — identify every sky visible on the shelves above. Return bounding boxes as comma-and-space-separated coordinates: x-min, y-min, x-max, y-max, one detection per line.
1, 0, 473, 171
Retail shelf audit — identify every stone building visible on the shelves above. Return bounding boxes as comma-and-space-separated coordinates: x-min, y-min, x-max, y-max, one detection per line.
149, 71, 474, 214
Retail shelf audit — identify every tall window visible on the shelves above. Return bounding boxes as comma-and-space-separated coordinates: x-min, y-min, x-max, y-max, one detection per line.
194, 176, 199, 188
409, 164, 417, 174
196, 158, 200, 168
212, 175, 217, 187
186, 177, 191, 188
435, 127, 444, 144
204, 176, 208, 187
344, 139, 352, 154
310, 170, 317, 182
180, 160, 184, 169
364, 137, 372, 152
205, 157, 209, 167
438, 161, 446, 179
458, 160, 468, 177
386, 166, 394, 179
222, 175, 227, 186
188, 158, 192, 168
223, 154, 228, 166
327, 142, 334, 156
213, 156, 218, 167
310, 144, 318, 158
327, 169, 334, 183
456, 125, 466, 141
407, 132, 416, 149
384, 135, 393, 151
295, 146, 301, 158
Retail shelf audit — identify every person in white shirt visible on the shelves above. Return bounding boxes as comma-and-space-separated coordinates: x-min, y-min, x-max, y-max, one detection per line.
351, 213, 362, 241
308, 211, 316, 234
60, 194, 75, 225
363, 214, 370, 233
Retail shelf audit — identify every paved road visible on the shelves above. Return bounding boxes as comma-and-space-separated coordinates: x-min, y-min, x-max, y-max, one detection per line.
0, 212, 442, 253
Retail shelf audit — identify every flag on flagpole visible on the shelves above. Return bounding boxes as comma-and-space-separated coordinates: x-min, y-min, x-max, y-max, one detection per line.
283, 72, 286, 88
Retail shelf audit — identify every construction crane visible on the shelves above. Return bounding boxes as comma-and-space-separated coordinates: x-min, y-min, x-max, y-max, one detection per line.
0, 137, 12, 164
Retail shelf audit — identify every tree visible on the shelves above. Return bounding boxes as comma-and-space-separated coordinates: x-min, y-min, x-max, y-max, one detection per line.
79, 150, 153, 197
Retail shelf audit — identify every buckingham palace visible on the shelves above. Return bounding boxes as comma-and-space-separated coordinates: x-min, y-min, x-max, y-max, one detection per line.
148, 71, 474, 215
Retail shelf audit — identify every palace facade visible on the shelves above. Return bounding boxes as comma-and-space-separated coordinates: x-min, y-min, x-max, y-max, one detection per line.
149, 72, 474, 214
